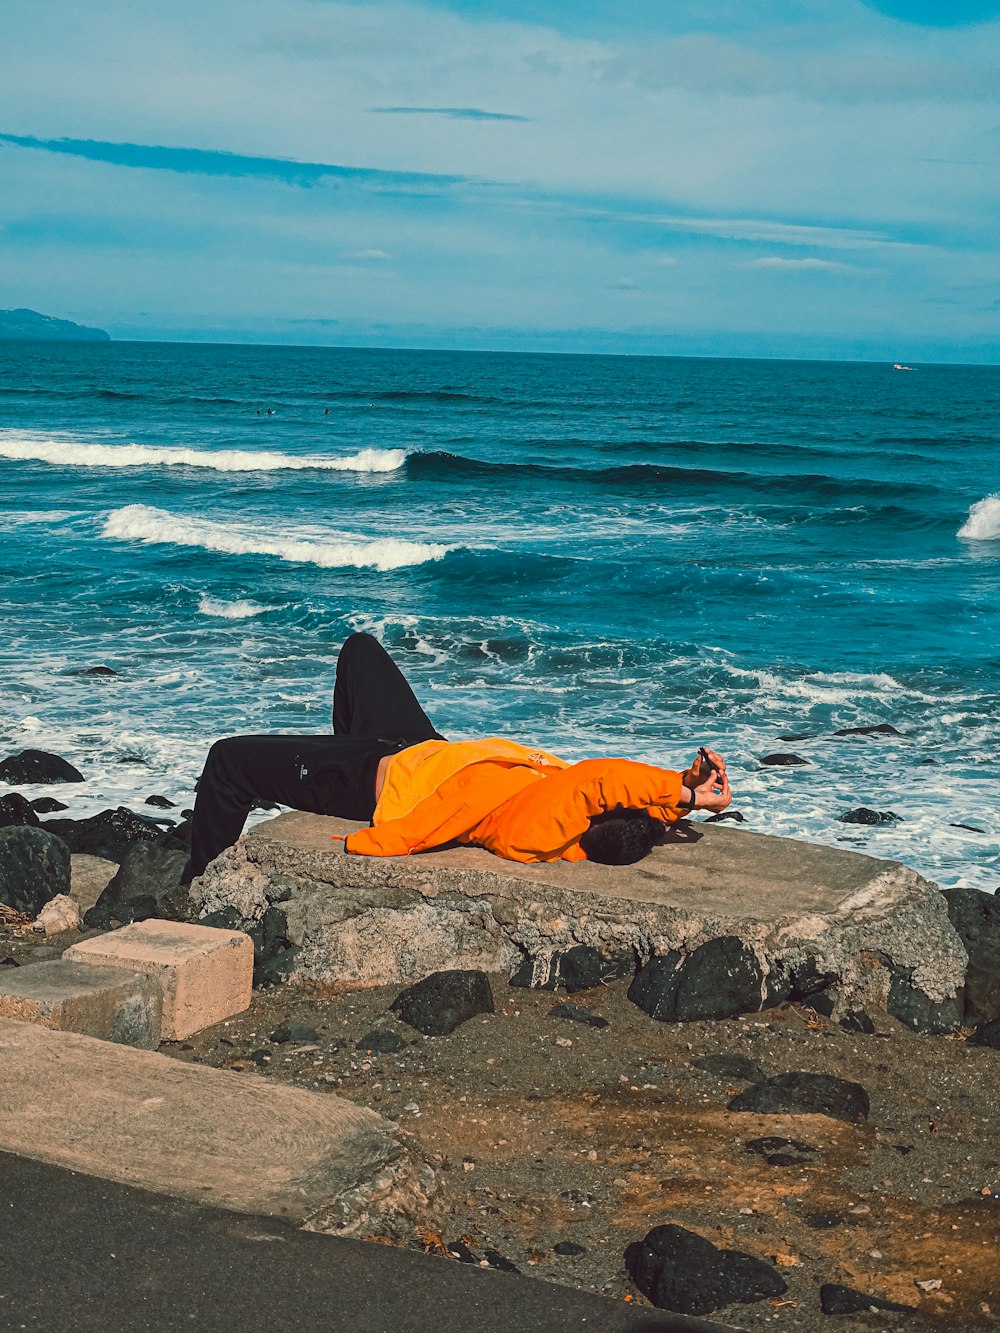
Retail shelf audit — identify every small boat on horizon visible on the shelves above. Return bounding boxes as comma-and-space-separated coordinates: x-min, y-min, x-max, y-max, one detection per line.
893, 363, 914, 371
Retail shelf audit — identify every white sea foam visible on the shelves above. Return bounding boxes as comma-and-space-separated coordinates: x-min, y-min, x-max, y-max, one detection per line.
102, 504, 451, 571
197, 596, 272, 620
0, 434, 407, 474
958, 494, 1000, 540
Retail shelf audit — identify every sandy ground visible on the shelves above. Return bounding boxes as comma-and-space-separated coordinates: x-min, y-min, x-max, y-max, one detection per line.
3, 919, 998, 1332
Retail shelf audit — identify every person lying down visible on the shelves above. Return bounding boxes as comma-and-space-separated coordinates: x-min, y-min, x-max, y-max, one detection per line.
185, 633, 731, 880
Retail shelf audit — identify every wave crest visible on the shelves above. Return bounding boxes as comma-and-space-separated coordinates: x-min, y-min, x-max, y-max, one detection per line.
103, 505, 452, 571
958, 494, 1000, 540
0, 434, 406, 474
197, 596, 271, 620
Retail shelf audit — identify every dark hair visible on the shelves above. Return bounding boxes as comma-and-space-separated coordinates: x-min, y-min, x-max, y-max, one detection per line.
578, 809, 663, 865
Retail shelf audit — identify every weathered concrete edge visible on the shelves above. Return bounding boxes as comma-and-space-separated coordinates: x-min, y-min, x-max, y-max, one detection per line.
0, 1018, 433, 1235
194, 820, 968, 1012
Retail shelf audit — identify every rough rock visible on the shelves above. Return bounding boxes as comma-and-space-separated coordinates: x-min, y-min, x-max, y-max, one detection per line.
509, 943, 635, 992
0, 826, 71, 917
43, 806, 164, 863
628, 937, 765, 1022
624, 1223, 787, 1315
70, 854, 117, 915
968, 1017, 1000, 1049
29, 796, 67, 814
941, 885, 1000, 1025
0, 749, 85, 784
549, 1001, 608, 1028
728, 1071, 870, 1124
0, 793, 39, 828
886, 966, 964, 1035
838, 808, 902, 826
839, 1009, 876, 1034
83, 664, 118, 676
191, 812, 967, 1023
692, 1053, 764, 1083
270, 1021, 319, 1044
83, 842, 190, 929
145, 794, 177, 809
356, 1026, 408, 1054
744, 1136, 818, 1167
390, 969, 494, 1036
833, 723, 903, 737
819, 1283, 914, 1315
32, 894, 81, 936
198, 904, 293, 986
704, 810, 745, 823
759, 753, 808, 766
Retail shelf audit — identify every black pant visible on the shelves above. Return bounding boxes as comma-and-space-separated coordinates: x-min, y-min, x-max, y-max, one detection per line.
188, 633, 444, 877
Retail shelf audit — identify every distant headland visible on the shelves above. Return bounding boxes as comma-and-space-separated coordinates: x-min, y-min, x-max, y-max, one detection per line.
0, 308, 110, 342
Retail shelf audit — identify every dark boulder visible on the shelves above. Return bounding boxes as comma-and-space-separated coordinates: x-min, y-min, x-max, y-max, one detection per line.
0, 793, 39, 828
968, 1017, 1000, 1050
0, 749, 84, 784
43, 806, 164, 862
158, 816, 192, 854
83, 842, 190, 928
269, 1021, 318, 1044
839, 1009, 876, 1034
704, 810, 746, 823
744, 1136, 818, 1167
763, 954, 838, 1008
819, 1283, 914, 1315
887, 967, 964, 1035
198, 904, 291, 986
0, 826, 70, 917
692, 1053, 764, 1083
759, 753, 808, 766
728, 1071, 869, 1124
144, 794, 176, 809
833, 723, 903, 737
624, 1223, 787, 1316
838, 808, 902, 825
941, 886, 1000, 1025
356, 1027, 407, 1054
391, 969, 494, 1036
629, 938, 764, 1022
84, 665, 118, 676
29, 796, 67, 814
549, 1001, 608, 1028
509, 944, 634, 992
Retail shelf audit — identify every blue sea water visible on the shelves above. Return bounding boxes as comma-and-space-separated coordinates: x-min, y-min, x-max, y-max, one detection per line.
0, 340, 997, 890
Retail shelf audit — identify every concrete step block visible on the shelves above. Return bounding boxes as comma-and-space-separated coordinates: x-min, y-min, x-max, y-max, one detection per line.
0, 960, 162, 1048
65, 920, 252, 1040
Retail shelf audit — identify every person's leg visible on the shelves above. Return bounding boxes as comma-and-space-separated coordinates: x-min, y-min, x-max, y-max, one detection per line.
187, 733, 389, 878
332, 632, 444, 741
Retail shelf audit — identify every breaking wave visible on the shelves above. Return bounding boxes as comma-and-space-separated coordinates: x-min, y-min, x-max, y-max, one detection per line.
0, 435, 407, 474
102, 505, 451, 571
197, 596, 272, 620
958, 494, 1000, 541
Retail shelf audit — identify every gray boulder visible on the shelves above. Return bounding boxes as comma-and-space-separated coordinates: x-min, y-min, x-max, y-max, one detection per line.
0, 826, 71, 916
83, 841, 190, 928
629, 937, 764, 1022
0, 793, 39, 828
941, 886, 1000, 1025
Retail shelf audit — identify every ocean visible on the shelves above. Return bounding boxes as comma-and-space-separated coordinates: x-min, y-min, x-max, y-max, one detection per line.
0, 340, 997, 890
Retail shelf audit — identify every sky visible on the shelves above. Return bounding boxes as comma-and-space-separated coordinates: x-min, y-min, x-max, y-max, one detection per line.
2, 0, 1000, 361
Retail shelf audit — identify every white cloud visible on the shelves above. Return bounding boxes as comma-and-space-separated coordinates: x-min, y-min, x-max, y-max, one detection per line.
751, 257, 856, 271
349, 248, 391, 260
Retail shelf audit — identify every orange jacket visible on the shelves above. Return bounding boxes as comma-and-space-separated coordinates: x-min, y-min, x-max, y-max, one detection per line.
343, 739, 688, 862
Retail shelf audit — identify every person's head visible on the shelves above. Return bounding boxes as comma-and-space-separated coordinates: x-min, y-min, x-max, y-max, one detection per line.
578, 808, 662, 865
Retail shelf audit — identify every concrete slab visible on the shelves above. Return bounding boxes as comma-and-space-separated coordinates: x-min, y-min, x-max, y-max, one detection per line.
0, 960, 161, 1047
194, 812, 967, 1020
0, 1018, 431, 1231
65, 919, 253, 1039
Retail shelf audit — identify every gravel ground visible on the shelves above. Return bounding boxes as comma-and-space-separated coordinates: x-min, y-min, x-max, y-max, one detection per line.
4, 924, 998, 1332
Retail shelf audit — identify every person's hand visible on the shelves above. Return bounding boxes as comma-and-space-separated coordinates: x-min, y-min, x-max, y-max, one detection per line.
692, 764, 731, 813
680, 747, 731, 813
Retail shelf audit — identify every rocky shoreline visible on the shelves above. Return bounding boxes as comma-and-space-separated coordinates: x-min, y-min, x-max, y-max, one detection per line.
2, 746, 999, 1329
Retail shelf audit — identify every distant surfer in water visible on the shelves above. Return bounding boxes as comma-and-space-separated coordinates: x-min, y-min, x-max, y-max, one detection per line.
186, 634, 730, 879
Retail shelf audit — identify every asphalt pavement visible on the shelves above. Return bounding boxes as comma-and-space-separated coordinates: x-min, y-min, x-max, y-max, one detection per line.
0, 1152, 743, 1333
